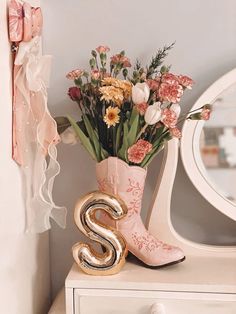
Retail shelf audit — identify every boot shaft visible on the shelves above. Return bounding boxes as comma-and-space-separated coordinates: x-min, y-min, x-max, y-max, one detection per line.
96, 157, 147, 216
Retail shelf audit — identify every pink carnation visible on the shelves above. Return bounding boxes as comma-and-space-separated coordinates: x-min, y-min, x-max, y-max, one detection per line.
201, 108, 211, 120
158, 81, 183, 103
110, 54, 131, 67
127, 139, 152, 164
128, 145, 146, 164
136, 139, 152, 153
66, 69, 84, 80
178, 75, 194, 89
162, 108, 178, 128
162, 73, 179, 84
147, 79, 160, 91
91, 69, 101, 80
136, 102, 148, 115
96, 45, 110, 54
170, 127, 182, 139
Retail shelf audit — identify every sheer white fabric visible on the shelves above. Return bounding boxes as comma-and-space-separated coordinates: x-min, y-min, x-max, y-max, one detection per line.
14, 36, 66, 233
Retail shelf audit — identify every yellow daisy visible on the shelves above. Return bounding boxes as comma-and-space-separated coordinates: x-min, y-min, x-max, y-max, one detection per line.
103, 106, 120, 128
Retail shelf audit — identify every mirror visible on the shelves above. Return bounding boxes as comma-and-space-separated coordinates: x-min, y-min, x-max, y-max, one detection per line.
181, 69, 236, 221
200, 84, 236, 204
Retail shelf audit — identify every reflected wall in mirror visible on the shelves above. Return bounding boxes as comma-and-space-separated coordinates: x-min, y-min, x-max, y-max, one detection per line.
200, 83, 236, 204
181, 68, 236, 221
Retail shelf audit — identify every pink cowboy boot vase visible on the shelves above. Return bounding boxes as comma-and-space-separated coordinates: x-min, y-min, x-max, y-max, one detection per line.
96, 157, 185, 268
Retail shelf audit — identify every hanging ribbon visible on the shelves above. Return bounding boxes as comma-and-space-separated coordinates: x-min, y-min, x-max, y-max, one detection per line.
9, 0, 66, 233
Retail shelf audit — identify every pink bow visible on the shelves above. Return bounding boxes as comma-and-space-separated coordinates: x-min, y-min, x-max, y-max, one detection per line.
9, 0, 24, 42
9, 0, 43, 43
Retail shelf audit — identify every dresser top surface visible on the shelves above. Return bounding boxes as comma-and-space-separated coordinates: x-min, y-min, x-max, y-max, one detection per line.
65, 254, 236, 294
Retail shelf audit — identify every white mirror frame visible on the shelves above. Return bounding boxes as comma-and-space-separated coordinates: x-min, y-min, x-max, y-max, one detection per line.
181, 68, 236, 222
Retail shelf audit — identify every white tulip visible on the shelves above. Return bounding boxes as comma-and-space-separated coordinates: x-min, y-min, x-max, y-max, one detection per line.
144, 102, 162, 125
60, 127, 78, 145
132, 82, 150, 105
171, 103, 181, 118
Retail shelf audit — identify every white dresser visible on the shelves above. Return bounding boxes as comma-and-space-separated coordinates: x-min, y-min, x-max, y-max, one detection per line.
65, 254, 236, 314
61, 139, 236, 314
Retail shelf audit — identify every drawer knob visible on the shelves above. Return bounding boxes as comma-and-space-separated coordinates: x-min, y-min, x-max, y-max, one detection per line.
150, 303, 166, 314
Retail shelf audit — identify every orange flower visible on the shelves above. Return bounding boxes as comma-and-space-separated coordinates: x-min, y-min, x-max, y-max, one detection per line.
100, 78, 132, 106
100, 86, 124, 106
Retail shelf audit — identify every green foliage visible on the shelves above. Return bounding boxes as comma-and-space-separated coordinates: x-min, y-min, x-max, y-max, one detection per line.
127, 112, 139, 147
118, 121, 129, 161
67, 115, 97, 161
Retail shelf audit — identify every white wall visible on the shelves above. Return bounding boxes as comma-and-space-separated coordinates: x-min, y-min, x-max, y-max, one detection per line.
0, 1, 50, 313
42, 0, 236, 298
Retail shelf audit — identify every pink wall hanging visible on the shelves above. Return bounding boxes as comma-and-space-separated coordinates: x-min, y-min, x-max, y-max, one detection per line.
9, 0, 66, 233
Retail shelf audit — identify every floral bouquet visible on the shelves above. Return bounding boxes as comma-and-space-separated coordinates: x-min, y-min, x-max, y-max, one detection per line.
56, 44, 211, 268
56, 44, 210, 168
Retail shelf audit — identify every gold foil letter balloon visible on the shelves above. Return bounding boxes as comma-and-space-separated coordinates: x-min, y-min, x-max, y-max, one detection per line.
72, 191, 128, 275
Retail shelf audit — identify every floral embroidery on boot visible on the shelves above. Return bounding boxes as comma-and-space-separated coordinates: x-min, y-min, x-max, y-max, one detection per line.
132, 232, 173, 252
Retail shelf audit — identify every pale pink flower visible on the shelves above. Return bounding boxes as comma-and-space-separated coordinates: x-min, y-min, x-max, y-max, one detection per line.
111, 54, 131, 67
128, 144, 146, 164
91, 69, 101, 80
66, 69, 84, 80
161, 108, 178, 128
147, 79, 160, 91
96, 45, 110, 54
158, 82, 183, 103
135, 102, 148, 115
136, 139, 152, 153
201, 108, 211, 120
170, 127, 182, 139
178, 75, 194, 89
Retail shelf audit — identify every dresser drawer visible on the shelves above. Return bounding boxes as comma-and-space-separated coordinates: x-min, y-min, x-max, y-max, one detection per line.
74, 289, 236, 314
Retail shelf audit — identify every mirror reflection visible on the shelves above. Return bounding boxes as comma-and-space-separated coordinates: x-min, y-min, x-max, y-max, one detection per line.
200, 83, 236, 204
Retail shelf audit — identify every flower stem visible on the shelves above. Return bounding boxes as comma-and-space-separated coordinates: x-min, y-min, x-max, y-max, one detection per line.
136, 123, 148, 141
